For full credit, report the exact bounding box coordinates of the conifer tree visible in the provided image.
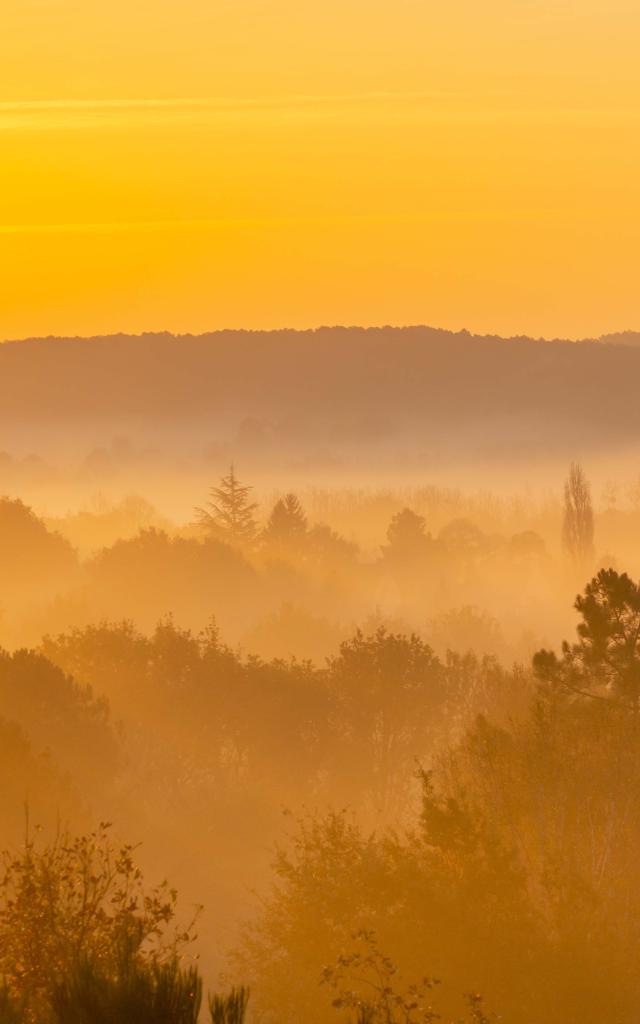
[263,493,308,546]
[195,466,258,546]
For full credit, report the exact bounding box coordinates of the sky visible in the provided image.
[2,0,640,340]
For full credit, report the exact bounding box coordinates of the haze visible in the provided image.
[4,3,640,1023]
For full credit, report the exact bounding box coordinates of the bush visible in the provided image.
[52,954,202,1024]
[209,987,250,1024]
[0,824,197,1022]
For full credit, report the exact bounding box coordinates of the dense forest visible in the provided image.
[3,328,640,465]
[1,447,640,1022]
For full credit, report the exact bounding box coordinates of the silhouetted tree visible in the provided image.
[562,462,594,565]
[0,648,117,793]
[508,530,546,561]
[263,494,308,547]
[534,567,640,706]
[306,523,358,567]
[0,498,77,594]
[0,824,196,1021]
[84,528,255,634]
[327,628,445,816]
[382,509,432,566]
[195,466,258,546]
[438,518,486,560]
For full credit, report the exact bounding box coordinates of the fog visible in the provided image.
[3,330,640,1023]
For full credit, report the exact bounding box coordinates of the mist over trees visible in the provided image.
[4,441,640,1022]
[562,462,594,566]
[5,330,640,475]
[195,466,258,547]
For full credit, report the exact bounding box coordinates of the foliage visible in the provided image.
[562,462,594,565]
[533,567,640,705]
[322,931,441,1024]
[0,647,117,791]
[382,509,432,566]
[233,585,640,1022]
[0,823,196,1022]
[208,986,250,1024]
[51,953,202,1024]
[0,498,77,592]
[231,810,392,1023]
[195,466,258,546]
[41,617,508,820]
[263,494,308,547]
[326,628,445,815]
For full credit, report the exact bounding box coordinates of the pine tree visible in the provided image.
[195,466,258,546]
[263,494,308,547]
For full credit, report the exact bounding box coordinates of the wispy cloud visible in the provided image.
[0,92,630,132]
[0,91,454,130]
[0,92,452,115]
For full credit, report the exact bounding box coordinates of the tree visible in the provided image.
[381,509,432,566]
[534,567,640,706]
[326,628,445,817]
[562,463,594,566]
[306,524,358,567]
[0,648,117,793]
[0,823,197,1022]
[262,494,308,548]
[230,810,391,1023]
[0,498,78,596]
[195,466,258,546]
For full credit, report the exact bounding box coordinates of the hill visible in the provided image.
[1,325,639,462]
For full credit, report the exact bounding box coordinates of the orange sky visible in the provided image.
[2,0,640,340]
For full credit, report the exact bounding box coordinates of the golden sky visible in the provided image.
[2,0,640,339]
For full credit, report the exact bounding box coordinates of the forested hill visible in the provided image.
[1,325,640,447]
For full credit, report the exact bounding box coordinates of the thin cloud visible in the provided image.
[0,91,462,131]
[0,92,455,114]
[0,92,632,132]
